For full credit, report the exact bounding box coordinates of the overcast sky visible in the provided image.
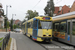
[0,0,75,21]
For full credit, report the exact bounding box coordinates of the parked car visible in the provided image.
[14,28,22,33]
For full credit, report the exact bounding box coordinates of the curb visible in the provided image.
[0,32,9,33]
[10,38,17,50]
[0,32,15,33]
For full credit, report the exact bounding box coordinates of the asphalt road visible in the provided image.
[10,33,46,50]
[0,32,8,37]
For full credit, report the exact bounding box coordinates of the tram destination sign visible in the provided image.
[43,17,50,20]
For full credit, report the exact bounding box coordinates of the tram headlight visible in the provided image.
[43,35,46,36]
[49,35,51,36]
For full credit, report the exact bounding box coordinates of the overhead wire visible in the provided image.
[32,0,41,9]
[55,0,62,4]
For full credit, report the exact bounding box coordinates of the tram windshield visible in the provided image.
[40,21,52,29]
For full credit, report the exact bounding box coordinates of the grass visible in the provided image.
[0,38,3,47]
[6,38,12,50]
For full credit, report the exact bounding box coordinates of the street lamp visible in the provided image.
[12,14,16,31]
[6,5,11,32]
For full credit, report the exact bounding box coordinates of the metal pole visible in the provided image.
[6,5,8,32]
[12,14,13,31]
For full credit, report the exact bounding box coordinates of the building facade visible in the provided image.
[0,3,4,28]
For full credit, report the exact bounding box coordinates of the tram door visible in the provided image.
[72,20,75,44]
[67,20,72,42]
[32,20,38,40]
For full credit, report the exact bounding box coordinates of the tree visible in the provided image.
[25,10,38,20]
[13,24,17,29]
[10,19,13,31]
[7,21,9,28]
[4,16,7,28]
[44,0,55,17]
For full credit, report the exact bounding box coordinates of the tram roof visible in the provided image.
[52,11,75,21]
[23,16,52,24]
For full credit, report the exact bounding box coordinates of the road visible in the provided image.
[10,32,46,50]
[0,32,8,37]
[0,32,75,50]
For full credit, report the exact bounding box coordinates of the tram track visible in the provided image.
[37,41,74,50]
[24,34,74,50]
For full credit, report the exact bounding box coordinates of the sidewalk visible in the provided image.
[10,38,17,50]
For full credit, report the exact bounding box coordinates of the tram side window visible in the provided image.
[33,20,37,29]
[53,23,55,31]
[38,21,42,29]
[30,22,33,28]
[60,22,66,32]
[72,22,75,35]
[68,22,70,35]
[55,23,60,31]
[28,22,33,28]
[22,24,24,30]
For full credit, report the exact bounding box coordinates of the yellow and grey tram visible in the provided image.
[22,16,53,42]
[52,11,75,46]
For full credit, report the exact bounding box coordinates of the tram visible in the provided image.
[52,11,75,46]
[22,16,53,42]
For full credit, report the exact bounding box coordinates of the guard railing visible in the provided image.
[0,32,10,50]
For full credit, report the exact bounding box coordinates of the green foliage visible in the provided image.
[4,16,9,28]
[0,38,3,47]
[25,10,39,20]
[13,24,20,29]
[7,21,9,28]
[10,19,13,31]
[44,0,55,17]
[4,17,7,28]
[13,24,17,29]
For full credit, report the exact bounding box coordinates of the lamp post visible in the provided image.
[6,5,11,32]
[12,14,16,31]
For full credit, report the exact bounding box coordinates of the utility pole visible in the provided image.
[6,5,8,32]
[6,5,11,32]
[12,14,16,31]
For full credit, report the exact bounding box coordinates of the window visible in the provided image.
[28,22,33,28]
[72,22,75,35]
[60,21,66,32]
[38,21,42,29]
[40,21,52,29]
[55,23,60,31]
[33,20,37,29]
[53,23,55,31]
[68,22,70,35]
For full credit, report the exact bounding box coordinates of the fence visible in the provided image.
[0,32,10,50]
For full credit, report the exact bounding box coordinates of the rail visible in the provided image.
[0,32,10,50]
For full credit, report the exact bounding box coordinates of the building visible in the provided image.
[53,7,60,16]
[53,5,70,16]
[15,19,21,25]
[70,1,75,12]
[57,5,70,15]
[0,16,4,28]
[0,3,4,28]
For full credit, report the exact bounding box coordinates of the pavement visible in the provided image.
[10,38,17,50]
[0,32,17,50]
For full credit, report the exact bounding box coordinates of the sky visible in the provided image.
[0,0,75,21]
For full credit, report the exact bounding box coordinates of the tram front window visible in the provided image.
[40,21,52,29]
